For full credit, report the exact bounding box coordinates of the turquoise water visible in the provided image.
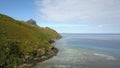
[36,34,120,68]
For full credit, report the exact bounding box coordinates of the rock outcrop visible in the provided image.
[19,47,58,68]
[26,19,37,25]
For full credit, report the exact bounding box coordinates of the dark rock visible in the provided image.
[26,19,37,25]
[19,47,58,68]
[49,40,55,44]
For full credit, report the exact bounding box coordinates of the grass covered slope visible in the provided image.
[0,14,61,68]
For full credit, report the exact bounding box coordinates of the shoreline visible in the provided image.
[19,47,58,68]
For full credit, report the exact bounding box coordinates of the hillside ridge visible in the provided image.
[0,14,61,68]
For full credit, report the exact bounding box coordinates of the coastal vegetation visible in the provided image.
[0,14,61,68]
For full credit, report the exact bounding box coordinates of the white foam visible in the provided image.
[94,53,116,60]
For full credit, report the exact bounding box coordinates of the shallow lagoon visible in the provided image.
[36,34,120,68]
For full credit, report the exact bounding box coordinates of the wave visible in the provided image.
[94,53,116,60]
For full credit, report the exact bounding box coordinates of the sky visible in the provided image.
[0,0,120,33]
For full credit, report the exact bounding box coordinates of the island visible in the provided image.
[0,14,62,68]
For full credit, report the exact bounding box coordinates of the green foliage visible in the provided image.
[0,14,61,67]
[0,41,23,68]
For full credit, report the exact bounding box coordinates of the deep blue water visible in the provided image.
[36,34,120,68]
[63,34,120,53]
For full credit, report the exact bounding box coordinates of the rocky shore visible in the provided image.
[19,47,58,68]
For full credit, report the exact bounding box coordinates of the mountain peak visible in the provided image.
[26,19,37,25]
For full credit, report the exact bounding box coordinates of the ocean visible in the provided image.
[36,33,120,68]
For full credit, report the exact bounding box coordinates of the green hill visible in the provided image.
[0,14,61,68]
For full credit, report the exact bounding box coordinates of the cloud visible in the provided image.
[36,0,120,23]
[35,0,120,33]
